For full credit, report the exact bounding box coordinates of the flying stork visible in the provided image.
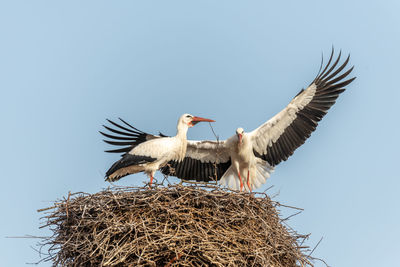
[102,49,355,191]
[100,114,215,185]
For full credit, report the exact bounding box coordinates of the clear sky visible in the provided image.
[1,1,399,266]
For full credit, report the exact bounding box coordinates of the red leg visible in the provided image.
[238,171,244,191]
[247,170,252,192]
[150,175,154,187]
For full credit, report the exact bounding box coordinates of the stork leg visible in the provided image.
[247,170,252,192]
[238,171,244,191]
[150,175,154,187]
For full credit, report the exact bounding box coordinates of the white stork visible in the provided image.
[102,49,355,192]
[162,49,355,191]
[100,114,215,185]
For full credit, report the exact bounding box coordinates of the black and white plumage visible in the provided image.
[102,49,355,191]
[101,114,215,184]
[163,49,356,191]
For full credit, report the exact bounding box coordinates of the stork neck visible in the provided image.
[238,134,249,147]
[176,123,189,140]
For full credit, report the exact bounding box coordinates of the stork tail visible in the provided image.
[105,154,156,181]
[219,160,274,191]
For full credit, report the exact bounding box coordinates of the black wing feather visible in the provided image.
[161,158,231,182]
[105,154,157,181]
[101,118,168,154]
[258,48,355,166]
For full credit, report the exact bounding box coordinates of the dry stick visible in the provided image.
[166,252,183,267]
[65,191,71,219]
[37,206,57,213]
[308,237,323,256]
[282,210,303,221]
[208,121,219,141]
[263,185,275,193]
[208,122,221,183]
[161,173,172,185]
[277,203,305,211]
[6,235,47,239]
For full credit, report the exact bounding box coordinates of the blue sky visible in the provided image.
[1,1,399,266]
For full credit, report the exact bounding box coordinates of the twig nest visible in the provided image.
[39,184,313,266]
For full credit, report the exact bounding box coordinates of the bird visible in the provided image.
[102,49,355,192]
[160,49,355,191]
[100,114,215,185]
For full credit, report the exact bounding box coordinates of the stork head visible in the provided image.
[179,113,215,128]
[236,127,245,145]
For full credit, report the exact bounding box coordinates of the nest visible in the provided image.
[38,184,313,266]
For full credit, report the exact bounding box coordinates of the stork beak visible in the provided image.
[238,133,243,144]
[190,116,215,126]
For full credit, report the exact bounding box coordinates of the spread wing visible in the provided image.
[249,49,356,166]
[100,118,167,154]
[161,140,231,182]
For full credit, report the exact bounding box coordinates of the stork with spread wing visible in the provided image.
[100,114,215,185]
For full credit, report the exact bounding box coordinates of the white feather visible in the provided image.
[219,160,274,191]
[249,83,317,155]
[219,166,240,190]
[130,137,179,159]
[186,140,230,163]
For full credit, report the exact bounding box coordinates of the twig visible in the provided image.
[282,210,303,221]
[208,122,219,141]
[308,237,323,256]
[65,191,71,219]
[208,122,222,183]
[277,203,305,211]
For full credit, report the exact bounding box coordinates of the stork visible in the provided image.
[100,114,215,185]
[160,49,356,191]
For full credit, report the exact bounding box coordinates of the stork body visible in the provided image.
[221,129,273,191]
[102,114,214,184]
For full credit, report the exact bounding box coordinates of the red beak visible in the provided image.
[189,116,215,127]
[192,116,215,123]
[238,133,243,144]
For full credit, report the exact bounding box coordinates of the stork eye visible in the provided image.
[186,115,192,118]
